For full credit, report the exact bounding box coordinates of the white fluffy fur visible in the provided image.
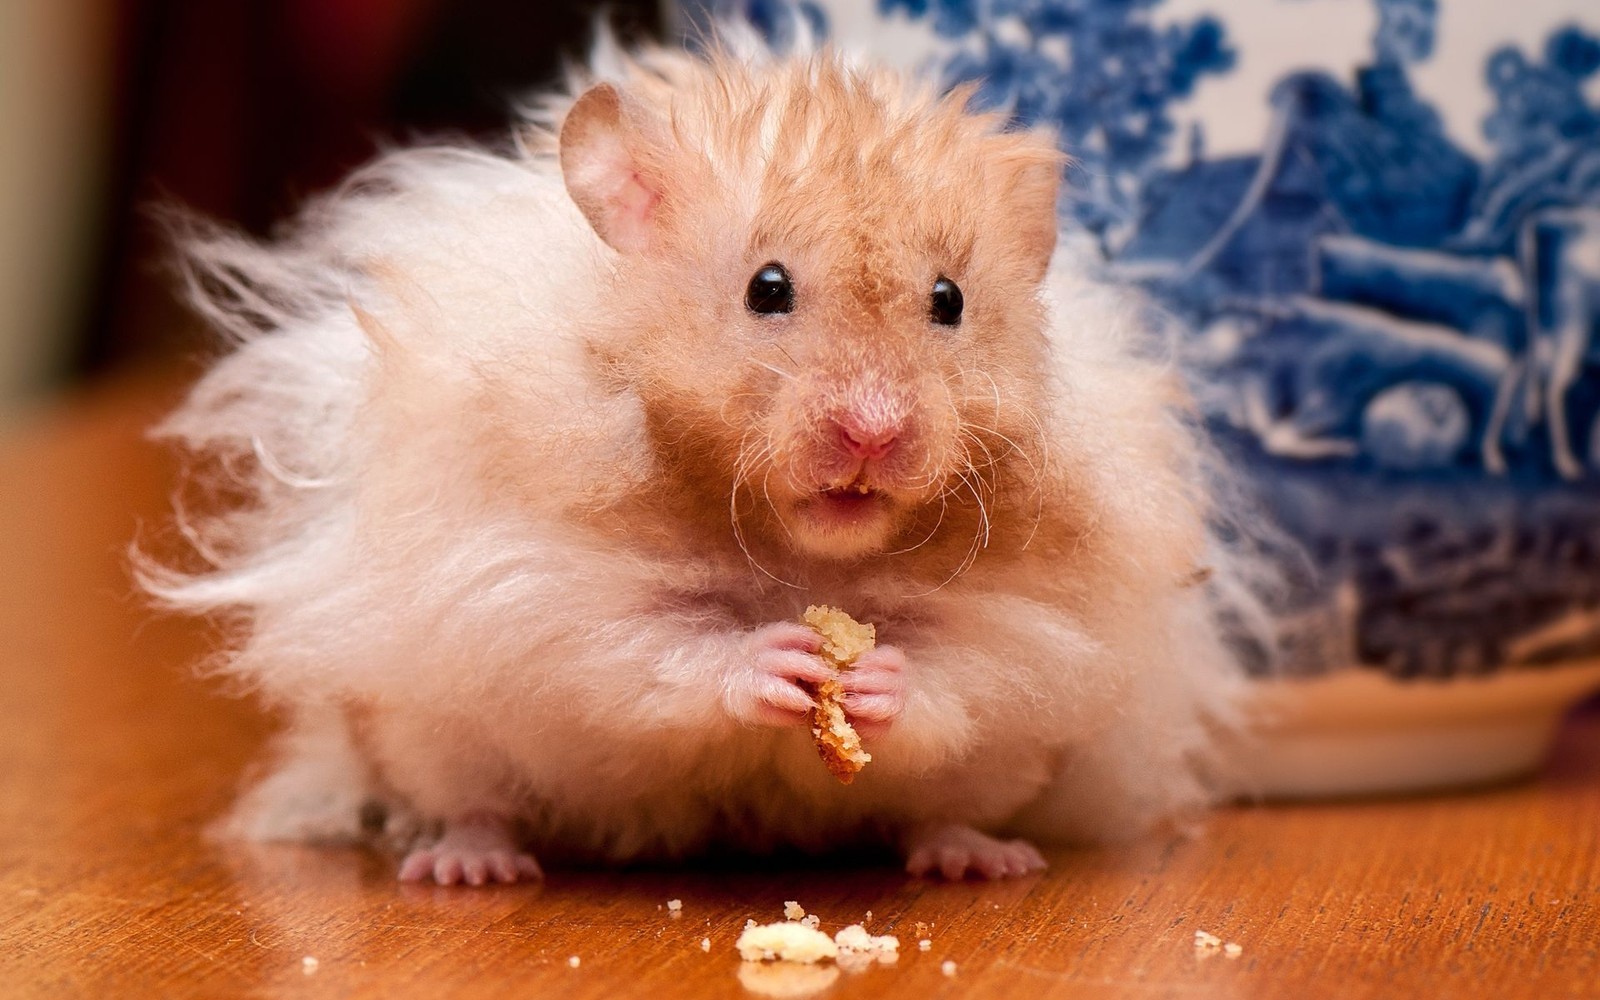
[142,30,1255,867]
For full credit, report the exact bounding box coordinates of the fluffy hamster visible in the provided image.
[142,26,1250,885]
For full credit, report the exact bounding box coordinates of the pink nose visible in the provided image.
[837,421,899,461]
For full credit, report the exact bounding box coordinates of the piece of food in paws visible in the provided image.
[801,605,875,784]
[803,604,876,667]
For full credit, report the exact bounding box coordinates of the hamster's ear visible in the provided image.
[560,83,669,254]
[997,145,1066,282]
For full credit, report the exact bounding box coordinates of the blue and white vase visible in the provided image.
[681,0,1600,795]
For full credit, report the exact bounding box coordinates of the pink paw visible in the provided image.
[398,813,542,886]
[834,645,907,740]
[725,622,833,728]
[904,824,1047,880]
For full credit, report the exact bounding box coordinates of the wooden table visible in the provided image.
[3,371,1598,999]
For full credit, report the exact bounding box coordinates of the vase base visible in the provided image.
[1242,661,1600,798]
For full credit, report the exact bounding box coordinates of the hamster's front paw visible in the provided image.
[725,622,834,728]
[834,645,907,740]
[904,824,1048,880]
[398,812,542,886]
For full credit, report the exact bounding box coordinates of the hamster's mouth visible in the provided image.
[784,480,899,559]
[822,482,876,503]
[816,477,889,513]
[807,480,887,521]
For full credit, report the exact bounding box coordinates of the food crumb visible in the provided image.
[833,923,899,966]
[941,960,958,977]
[701,938,712,952]
[913,921,931,937]
[667,899,684,917]
[301,956,318,975]
[745,919,758,931]
[863,910,872,925]
[1224,942,1243,958]
[918,939,932,952]
[801,606,876,783]
[736,922,839,964]
[800,914,821,930]
[568,956,581,968]
[783,901,805,920]
[1193,930,1223,952]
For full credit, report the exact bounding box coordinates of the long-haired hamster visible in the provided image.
[141,25,1252,885]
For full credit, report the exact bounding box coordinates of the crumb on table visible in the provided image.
[735,922,839,964]
[833,924,899,968]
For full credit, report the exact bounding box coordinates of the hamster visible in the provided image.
[140,25,1252,885]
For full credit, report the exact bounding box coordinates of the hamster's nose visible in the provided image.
[836,420,899,461]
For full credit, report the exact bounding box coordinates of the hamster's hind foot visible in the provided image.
[903,824,1047,880]
[398,812,542,886]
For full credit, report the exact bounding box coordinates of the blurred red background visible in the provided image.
[3,0,660,409]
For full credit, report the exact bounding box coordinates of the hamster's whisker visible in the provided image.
[906,468,988,597]
[718,391,765,428]
[966,409,1048,493]
[949,364,1005,429]
[901,465,944,491]
[959,427,1002,472]
[951,465,992,553]
[954,438,991,494]
[965,422,1028,467]
[958,468,992,561]
[883,488,948,557]
[964,420,1044,524]
[729,438,801,589]
[753,359,798,382]
[1018,415,1050,549]
[978,368,1003,426]
[758,462,797,545]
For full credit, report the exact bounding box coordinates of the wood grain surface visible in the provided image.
[2,372,1597,1000]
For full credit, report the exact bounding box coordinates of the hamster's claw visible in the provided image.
[904,824,1047,880]
[398,813,542,886]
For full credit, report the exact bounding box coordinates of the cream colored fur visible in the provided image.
[141,27,1253,867]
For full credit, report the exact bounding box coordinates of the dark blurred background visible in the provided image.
[0,0,663,415]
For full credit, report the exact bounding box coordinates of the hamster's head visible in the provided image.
[559,54,1063,563]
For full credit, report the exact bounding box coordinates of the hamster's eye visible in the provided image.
[746,263,794,315]
[931,276,963,326]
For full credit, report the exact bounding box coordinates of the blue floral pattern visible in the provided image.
[880,0,1237,252]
